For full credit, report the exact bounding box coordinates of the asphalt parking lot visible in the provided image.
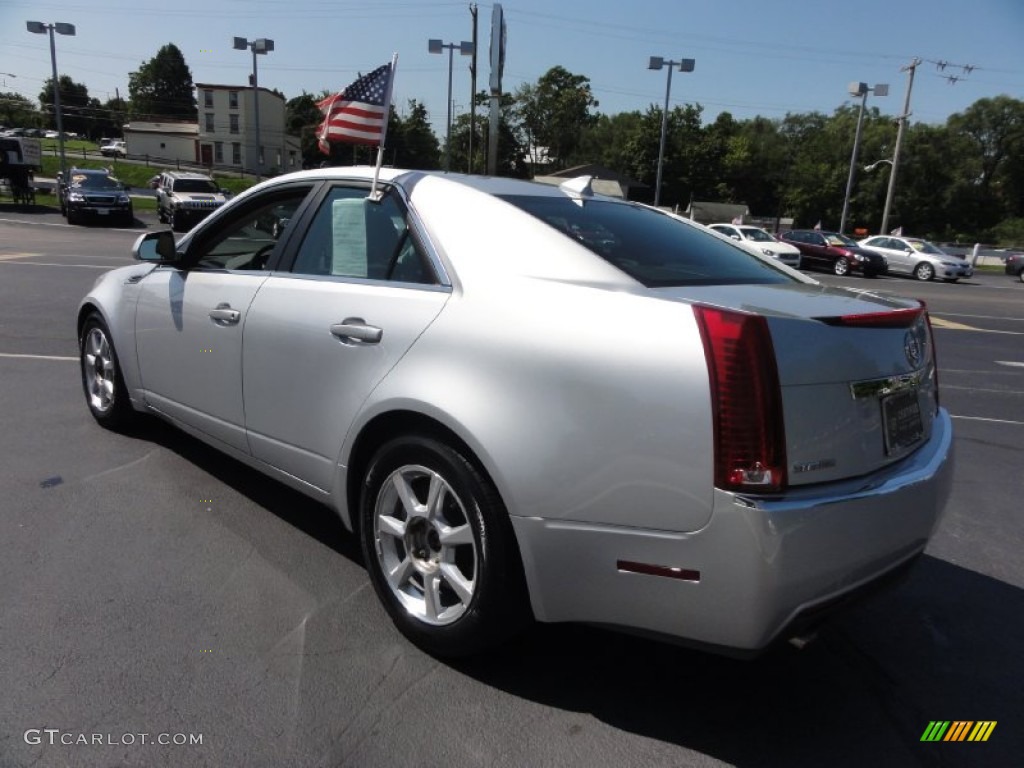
[1,207,1021,768]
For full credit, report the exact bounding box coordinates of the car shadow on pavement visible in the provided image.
[109,418,1022,767]
[118,416,362,566]
[453,556,1022,768]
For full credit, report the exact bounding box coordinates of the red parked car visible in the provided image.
[779,230,888,277]
[1005,252,1024,282]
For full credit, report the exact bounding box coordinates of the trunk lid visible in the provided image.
[659,283,939,487]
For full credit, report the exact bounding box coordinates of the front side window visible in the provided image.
[500,196,793,287]
[740,227,775,243]
[291,186,435,284]
[188,186,313,271]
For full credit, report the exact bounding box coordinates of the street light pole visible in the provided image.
[429,38,474,172]
[839,81,888,234]
[233,36,274,179]
[881,58,921,235]
[26,21,76,178]
[647,56,695,208]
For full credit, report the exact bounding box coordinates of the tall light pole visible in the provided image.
[429,38,474,172]
[233,36,274,179]
[26,21,75,178]
[647,56,694,208]
[839,81,888,234]
[881,58,921,235]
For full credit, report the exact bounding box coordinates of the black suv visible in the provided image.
[57,168,133,226]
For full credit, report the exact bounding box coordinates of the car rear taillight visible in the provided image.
[694,305,787,493]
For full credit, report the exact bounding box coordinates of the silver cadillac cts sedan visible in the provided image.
[78,167,954,658]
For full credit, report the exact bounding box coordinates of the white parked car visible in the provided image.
[708,223,802,268]
[78,168,953,658]
[858,235,973,282]
[99,140,127,158]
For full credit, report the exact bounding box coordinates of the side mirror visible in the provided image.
[132,230,177,263]
[730,234,741,240]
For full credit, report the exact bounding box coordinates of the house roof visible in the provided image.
[685,201,750,223]
[124,121,199,136]
[545,164,647,190]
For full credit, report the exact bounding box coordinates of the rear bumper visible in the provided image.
[511,407,954,652]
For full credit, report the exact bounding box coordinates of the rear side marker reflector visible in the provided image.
[617,560,701,582]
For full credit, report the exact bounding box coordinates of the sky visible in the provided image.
[1,0,1022,139]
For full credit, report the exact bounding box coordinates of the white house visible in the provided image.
[196,83,301,175]
[123,85,302,175]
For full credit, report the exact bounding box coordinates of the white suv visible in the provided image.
[155,171,229,231]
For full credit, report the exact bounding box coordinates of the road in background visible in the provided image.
[1,217,1021,767]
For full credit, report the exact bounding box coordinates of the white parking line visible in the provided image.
[951,415,1024,426]
[0,261,115,269]
[996,361,1024,368]
[0,352,77,361]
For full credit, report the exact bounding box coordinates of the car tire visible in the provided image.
[79,312,135,430]
[171,211,184,232]
[833,258,850,276]
[914,262,935,281]
[67,208,79,225]
[157,207,166,224]
[360,434,531,658]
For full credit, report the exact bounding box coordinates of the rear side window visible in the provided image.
[499,196,794,287]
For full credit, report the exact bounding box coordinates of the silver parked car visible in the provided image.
[78,167,954,658]
[858,235,974,282]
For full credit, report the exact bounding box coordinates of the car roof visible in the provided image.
[253,166,621,201]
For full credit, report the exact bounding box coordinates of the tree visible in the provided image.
[0,92,39,129]
[449,92,528,177]
[129,43,196,120]
[515,66,598,170]
[946,95,1024,233]
[39,76,91,134]
[390,100,441,170]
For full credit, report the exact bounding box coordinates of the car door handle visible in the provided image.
[330,318,383,344]
[209,305,241,325]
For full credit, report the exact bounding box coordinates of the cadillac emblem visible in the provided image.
[904,330,923,368]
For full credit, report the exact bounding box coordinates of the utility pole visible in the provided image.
[880,58,920,235]
[468,3,478,174]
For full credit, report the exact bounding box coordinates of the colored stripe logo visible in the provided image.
[921,721,997,742]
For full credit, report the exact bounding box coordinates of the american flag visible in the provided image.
[317,63,394,152]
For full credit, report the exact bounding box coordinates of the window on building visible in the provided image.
[204,113,215,133]
[203,90,213,108]
[215,142,223,163]
[232,142,241,165]
[229,91,239,109]
[229,114,239,134]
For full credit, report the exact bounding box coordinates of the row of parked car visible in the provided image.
[707,223,975,282]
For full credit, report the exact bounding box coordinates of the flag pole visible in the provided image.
[370,52,399,200]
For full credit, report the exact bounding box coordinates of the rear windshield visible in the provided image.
[499,195,794,287]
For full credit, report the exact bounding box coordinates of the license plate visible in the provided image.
[881,389,924,455]
[96,209,109,215]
